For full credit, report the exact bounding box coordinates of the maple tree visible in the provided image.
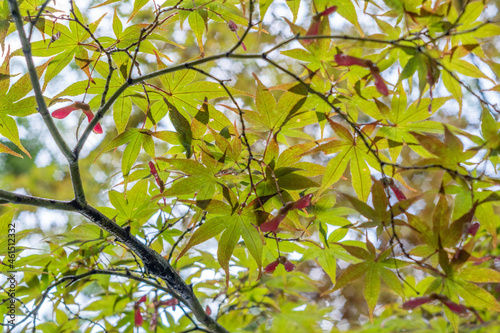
[1,0,500,331]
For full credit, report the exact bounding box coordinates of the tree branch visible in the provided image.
[8,0,87,205]
[0,189,76,211]
[10,268,187,331]
[76,204,228,333]
[7,2,228,332]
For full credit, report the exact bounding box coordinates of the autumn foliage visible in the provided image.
[1,0,500,332]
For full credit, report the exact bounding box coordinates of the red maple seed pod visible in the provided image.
[133,295,147,327]
[304,6,337,44]
[402,296,433,310]
[134,307,144,327]
[82,110,103,134]
[389,184,406,201]
[51,102,103,133]
[265,256,296,274]
[284,260,295,272]
[334,54,372,67]
[371,68,389,96]
[52,104,79,119]
[260,213,286,232]
[264,260,279,273]
[467,222,480,236]
[161,298,179,311]
[319,6,337,17]
[228,20,238,32]
[292,193,313,210]
[206,305,212,315]
[304,20,321,43]
[441,299,468,315]
[228,20,246,51]
[149,161,164,192]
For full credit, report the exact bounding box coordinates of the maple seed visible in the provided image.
[292,193,313,210]
[51,104,79,119]
[442,299,468,315]
[51,102,103,134]
[264,260,279,273]
[277,256,288,264]
[304,6,337,44]
[161,298,178,311]
[260,195,314,232]
[228,20,247,51]
[334,54,372,67]
[228,20,238,32]
[133,295,147,327]
[402,296,433,310]
[318,6,338,17]
[389,184,406,201]
[334,54,389,96]
[134,308,144,327]
[467,222,480,236]
[371,69,389,96]
[259,213,286,232]
[265,256,296,273]
[284,260,295,272]
[149,161,164,192]
[304,20,321,43]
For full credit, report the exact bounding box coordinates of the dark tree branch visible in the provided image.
[0,190,76,211]
[7,0,87,205]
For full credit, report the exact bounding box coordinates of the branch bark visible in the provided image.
[6,2,228,332]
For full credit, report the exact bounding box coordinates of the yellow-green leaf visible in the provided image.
[218,219,241,285]
[114,96,132,134]
[177,217,231,260]
[364,264,380,322]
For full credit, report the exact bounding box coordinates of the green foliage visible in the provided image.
[1,0,500,332]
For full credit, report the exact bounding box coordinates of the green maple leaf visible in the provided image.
[0,56,51,157]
